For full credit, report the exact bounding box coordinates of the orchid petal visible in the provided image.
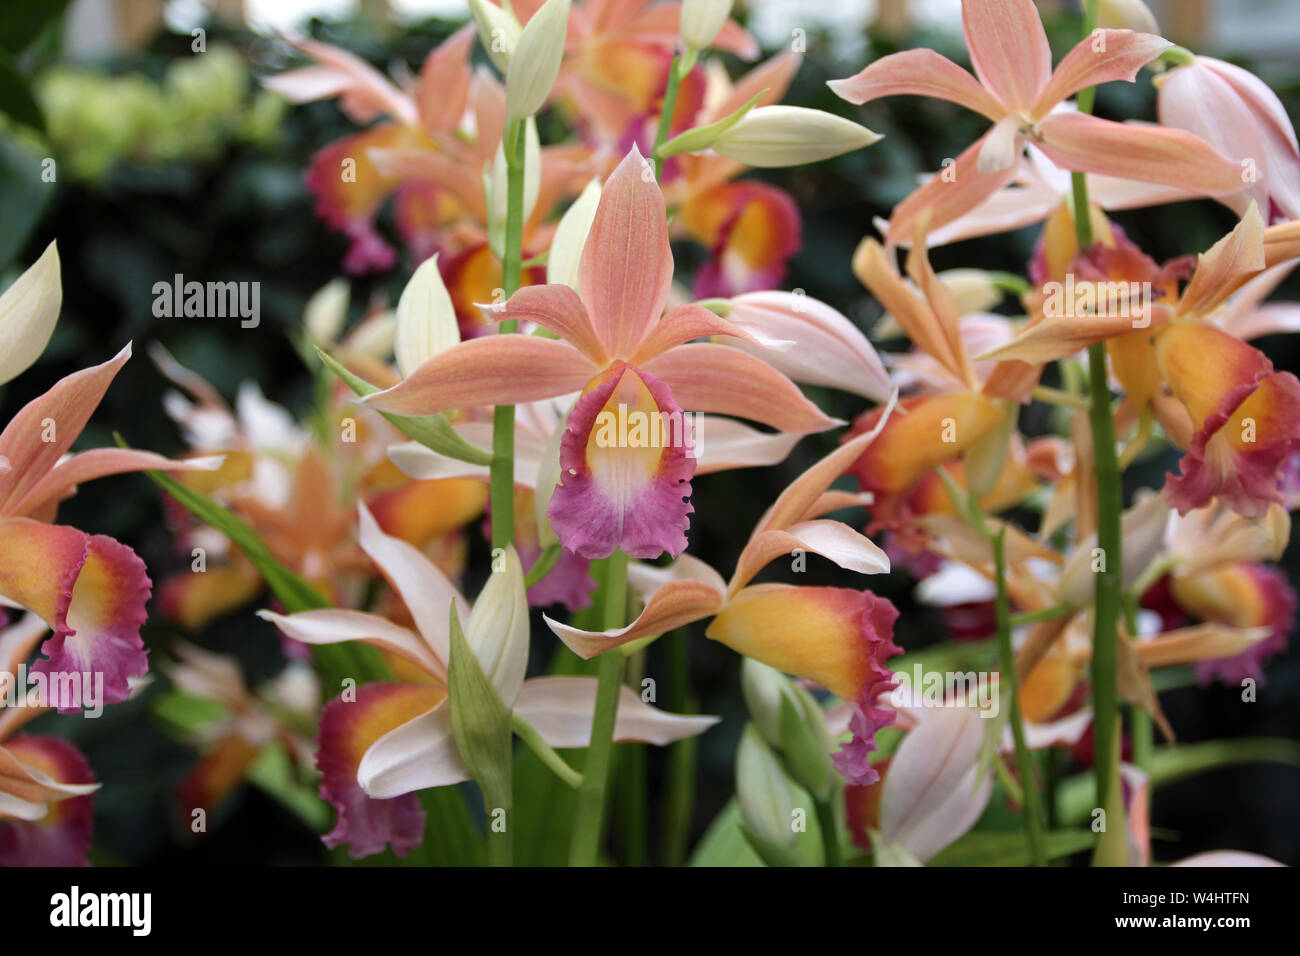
[0,242,60,388]
[258,608,444,679]
[1031,30,1171,119]
[360,334,595,416]
[962,0,1051,114]
[643,343,837,433]
[514,677,718,747]
[579,147,673,357]
[829,48,1006,122]
[1036,112,1244,196]
[631,303,788,365]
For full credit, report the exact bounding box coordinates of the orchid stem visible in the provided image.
[513,713,582,789]
[1073,0,1126,867]
[1009,602,1074,627]
[662,627,697,866]
[490,118,527,552]
[992,526,1047,866]
[569,550,629,865]
[653,56,687,180]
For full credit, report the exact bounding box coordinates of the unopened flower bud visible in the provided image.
[394,256,458,379]
[711,105,881,168]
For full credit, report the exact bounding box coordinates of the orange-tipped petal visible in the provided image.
[545,554,726,659]
[631,302,785,364]
[1178,203,1266,318]
[0,518,149,709]
[414,24,475,134]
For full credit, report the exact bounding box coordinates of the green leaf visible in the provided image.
[928,829,1095,866]
[0,133,54,269]
[0,52,43,133]
[447,605,514,812]
[120,439,388,687]
[314,346,493,466]
[1056,738,1300,825]
[246,741,332,832]
[656,90,766,160]
[0,0,70,53]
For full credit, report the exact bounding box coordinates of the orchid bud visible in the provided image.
[0,241,61,387]
[465,544,529,705]
[505,0,571,122]
[736,725,800,849]
[547,177,602,290]
[1095,0,1159,34]
[711,105,882,168]
[741,657,800,746]
[303,278,349,348]
[938,268,1003,316]
[679,0,733,52]
[394,256,459,379]
[468,0,521,74]
[486,117,542,260]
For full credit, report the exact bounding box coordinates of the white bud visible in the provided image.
[303,278,349,347]
[466,545,529,705]
[0,241,61,386]
[711,106,882,168]
[505,0,571,122]
[1095,0,1160,34]
[394,256,459,378]
[680,0,734,51]
[547,177,601,289]
[468,0,521,73]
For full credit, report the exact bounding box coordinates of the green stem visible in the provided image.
[1009,602,1075,628]
[568,550,629,865]
[662,628,697,866]
[513,713,582,789]
[813,795,843,867]
[490,118,527,552]
[617,651,648,868]
[1072,0,1125,866]
[652,56,687,180]
[992,527,1047,866]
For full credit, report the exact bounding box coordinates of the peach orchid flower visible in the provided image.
[829,0,1242,244]
[259,503,715,859]
[545,411,900,787]
[360,147,836,560]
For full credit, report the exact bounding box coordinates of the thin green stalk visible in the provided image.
[1072,0,1125,867]
[1009,602,1075,628]
[568,551,629,865]
[616,651,648,868]
[513,713,582,789]
[992,527,1047,866]
[662,627,697,866]
[490,118,527,551]
[652,56,687,180]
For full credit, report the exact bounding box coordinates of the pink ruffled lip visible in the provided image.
[831,594,901,787]
[1164,370,1300,517]
[315,683,434,860]
[549,364,697,560]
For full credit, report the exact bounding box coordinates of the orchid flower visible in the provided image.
[0,610,104,866]
[361,147,836,560]
[259,503,715,858]
[0,346,224,705]
[545,411,900,786]
[829,0,1242,244]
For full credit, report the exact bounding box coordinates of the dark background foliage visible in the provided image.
[2,4,1297,865]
